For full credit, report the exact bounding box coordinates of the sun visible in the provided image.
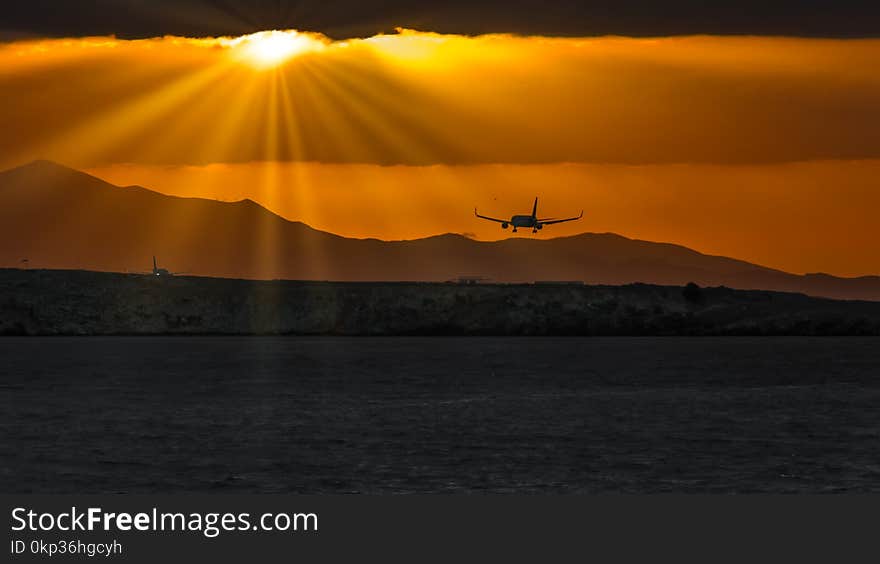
[232,31,326,69]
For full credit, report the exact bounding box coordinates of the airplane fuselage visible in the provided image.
[510,215,540,229]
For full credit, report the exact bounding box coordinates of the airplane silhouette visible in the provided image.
[152,256,170,277]
[147,256,186,277]
[475,197,583,233]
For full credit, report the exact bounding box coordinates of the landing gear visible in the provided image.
[512,228,518,232]
[532,228,538,233]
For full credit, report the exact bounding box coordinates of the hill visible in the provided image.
[1,160,878,300]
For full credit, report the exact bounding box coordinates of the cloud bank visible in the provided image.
[2,31,880,168]
[2,1,878,39]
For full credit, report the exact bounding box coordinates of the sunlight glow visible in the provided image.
[2,29,880,277]
[231,31,326,68]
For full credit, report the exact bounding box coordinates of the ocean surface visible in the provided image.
[1,337,879,493]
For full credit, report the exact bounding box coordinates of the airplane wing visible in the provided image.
[474,208,508,223]
[540,211,583,225]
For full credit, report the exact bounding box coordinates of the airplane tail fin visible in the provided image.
[532,197,538,218]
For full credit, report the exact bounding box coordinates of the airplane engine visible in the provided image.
[501,222,509,229]
[535,224,543,230]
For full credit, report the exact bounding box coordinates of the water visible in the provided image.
[1,337,879,493]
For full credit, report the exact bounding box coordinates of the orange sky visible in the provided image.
[2,30,879,276]
[85,160,880,277]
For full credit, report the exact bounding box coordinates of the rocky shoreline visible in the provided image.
[3,268,880,336]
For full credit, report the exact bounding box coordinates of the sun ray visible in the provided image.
[31,60,232,167]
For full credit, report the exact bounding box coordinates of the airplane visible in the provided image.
[152,256,170,277]
[474,197,583,233]
[149,256,184,277]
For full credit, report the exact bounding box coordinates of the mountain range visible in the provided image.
[2,160,878,301]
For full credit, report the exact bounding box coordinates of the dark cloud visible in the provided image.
[1,0,879,39]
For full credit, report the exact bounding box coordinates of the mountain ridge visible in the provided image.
[1,159,878,300]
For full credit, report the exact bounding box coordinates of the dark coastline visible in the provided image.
[3,268,880,336]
